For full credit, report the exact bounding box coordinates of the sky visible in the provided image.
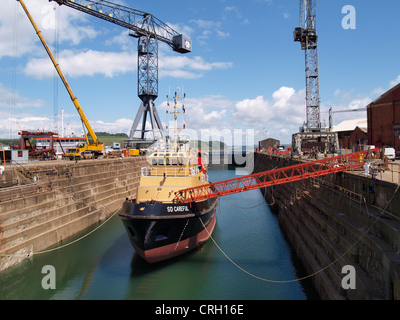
[1,0,400,145]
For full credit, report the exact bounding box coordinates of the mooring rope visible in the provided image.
[32,209,119,256]
[0,166,119,257]
[0,209,119,257]
[199,183,400,284]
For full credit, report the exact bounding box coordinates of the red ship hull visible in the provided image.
[119,198,219,263]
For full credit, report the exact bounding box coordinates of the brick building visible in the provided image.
[348,126,368,150]
[333,119,368,150]
[259,138,280,151]
[367,83,400,154]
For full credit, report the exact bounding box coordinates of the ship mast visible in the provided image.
[166,90,186,152]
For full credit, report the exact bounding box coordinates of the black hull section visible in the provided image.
[119,198,219,263]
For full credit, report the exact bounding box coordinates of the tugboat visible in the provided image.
[119,92,219,263]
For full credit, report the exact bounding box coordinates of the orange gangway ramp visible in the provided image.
[174,149,381,203]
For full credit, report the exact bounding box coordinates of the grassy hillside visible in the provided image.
[189,140,228,150]
[0,139,19,147]
[92,132,129,144]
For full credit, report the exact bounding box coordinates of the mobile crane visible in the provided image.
[17,0,105,160]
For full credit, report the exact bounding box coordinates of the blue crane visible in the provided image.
[50,0,192,145]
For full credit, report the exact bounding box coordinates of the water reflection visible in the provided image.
[0,170,314,300]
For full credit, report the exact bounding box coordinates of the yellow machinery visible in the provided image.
[18,0,105,160]
[129,149,140,156]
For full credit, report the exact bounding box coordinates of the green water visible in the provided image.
[0,169,315,300]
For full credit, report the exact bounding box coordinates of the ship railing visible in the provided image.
[141,165,200,177]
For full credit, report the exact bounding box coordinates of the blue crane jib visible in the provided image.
[49,0,191,54]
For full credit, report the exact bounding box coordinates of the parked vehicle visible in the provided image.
[384,147,396,161]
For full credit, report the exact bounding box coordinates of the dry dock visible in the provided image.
[254,152,400,300]
[0,157,147,272]
[2,153,400,300]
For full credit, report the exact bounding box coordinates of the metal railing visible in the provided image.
[378,162,400,184]
[141,165,200,177]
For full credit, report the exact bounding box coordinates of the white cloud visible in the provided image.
[234,96,269,124]
[233,87,305,127]
[0,114,135,138]
[370,87,385,97]
[158,88,307,143]
[272,86,295,107]
[159,52,233,79]
[0,115,53,138]
[328,96,371,126]
[215,30,230,39]
[158,88,307,144]
[390,75,400,88]
[166,22,194,39]
[0,83,44,109]
[104,30,136,51]
[24,49,136,78]
[91,118,133,134]
[22,45,232,80]
[158,95,233,132]
[223,6,248,24]
[190,19,221,30]
[0,1,37,58]
[0,0,99,59]
[321,88,372,127]
[348,97,371,110]
[189,18,231,47]
[232,87,306,142]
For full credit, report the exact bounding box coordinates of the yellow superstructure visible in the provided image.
[136,149,208,203]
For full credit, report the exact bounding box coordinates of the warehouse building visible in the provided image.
[333,118,368,151]
[366,83,400,156]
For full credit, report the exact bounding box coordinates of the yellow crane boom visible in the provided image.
[18,0,103,151]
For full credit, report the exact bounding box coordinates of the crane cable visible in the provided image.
[11,1,19,141]
[199,183,400,284]
[53,4,60,131]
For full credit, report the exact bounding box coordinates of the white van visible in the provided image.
[384,147,396,161]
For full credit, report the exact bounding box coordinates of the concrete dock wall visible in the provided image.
[0,157,147,272]
[253,152,400,300]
